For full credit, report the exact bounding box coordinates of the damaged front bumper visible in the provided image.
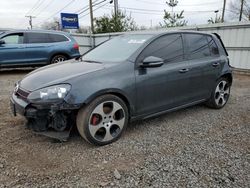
[10,93,80,141]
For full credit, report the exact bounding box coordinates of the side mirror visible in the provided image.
[140,56,164,68]
[0,40,5,45]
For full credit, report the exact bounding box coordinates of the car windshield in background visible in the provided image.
[83,34,153,62]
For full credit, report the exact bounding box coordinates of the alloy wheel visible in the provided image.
[214,80,230,106]
[52,56,66,63]
[88,101,125,142]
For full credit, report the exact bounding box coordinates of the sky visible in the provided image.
[0,0,235,29]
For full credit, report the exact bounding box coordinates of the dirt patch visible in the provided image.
[0,70,249,187]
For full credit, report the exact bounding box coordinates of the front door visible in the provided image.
[135,34,191,116]
[0,33,26,66]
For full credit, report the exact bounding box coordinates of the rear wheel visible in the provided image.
[206,77,231,109]
[50,54,67,64]
[76,94,128,145]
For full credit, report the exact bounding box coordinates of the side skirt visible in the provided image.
[130,99,207,122]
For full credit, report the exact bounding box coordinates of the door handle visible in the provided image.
[212,62,220,67]
[179,68,189,73]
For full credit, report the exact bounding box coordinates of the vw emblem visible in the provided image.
[14,83,19,94]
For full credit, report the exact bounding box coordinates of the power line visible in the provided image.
[49,0,76,18]
[25,0,42,15]
[34,0,56,17]
[26,0,45,16]
[79,1,110,19]
[135,0,221,7]
[105,5,218,14]
[75,0,99,14]
[78,0,103,15]
[38,0,76,24]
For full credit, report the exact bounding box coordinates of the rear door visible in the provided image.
[24,32,52,64]
[183,33,222,101]
[0,32,26,65]
[135,34,191,116]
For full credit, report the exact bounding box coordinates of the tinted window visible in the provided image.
[49,34,68,42]
[207,36,219,56]
[139,34,184,63]
[1,33,24,44]
[26,33,51,43]
[185,34,210,59]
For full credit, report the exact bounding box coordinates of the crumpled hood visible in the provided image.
[20,59,104,91]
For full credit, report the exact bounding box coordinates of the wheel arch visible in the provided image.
[220,73,233,85]
[83,89,134,116]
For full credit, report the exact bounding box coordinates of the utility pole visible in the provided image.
[89,0,94,33]
[25,15,36,29]
[239,0,244,21]
[214,10,219,23]
[55,21,61,31]
[114,0,118,17]
[222,0,226,22]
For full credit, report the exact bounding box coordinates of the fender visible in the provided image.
[83,88,135,115]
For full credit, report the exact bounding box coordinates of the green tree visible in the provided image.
[94,11,137,33]
[160,0,187,27]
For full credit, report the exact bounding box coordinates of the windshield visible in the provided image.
[83,34,153,62]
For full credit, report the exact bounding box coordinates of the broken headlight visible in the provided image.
[28,84,71,103]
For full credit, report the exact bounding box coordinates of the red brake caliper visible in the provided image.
[91,114,99,126]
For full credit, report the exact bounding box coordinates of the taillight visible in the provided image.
[73,43,79,50]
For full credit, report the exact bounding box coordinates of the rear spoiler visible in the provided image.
[213,33,228,56]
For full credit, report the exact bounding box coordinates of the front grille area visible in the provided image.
[16,87,30,101]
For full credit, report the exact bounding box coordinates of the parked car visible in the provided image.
[10,31,232,145]
[0,30,80,67]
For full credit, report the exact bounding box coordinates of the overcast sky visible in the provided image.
[0,0,233,29]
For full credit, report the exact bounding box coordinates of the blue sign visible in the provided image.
[61,13,79,29]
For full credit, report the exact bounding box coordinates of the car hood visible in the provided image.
[20,59,105,91]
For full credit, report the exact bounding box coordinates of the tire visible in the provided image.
[206,77,231,109]
[76,94,129,146]
[50,54,67,64]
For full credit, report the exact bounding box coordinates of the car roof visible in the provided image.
[125,30,213,37]
[2,29,70,36]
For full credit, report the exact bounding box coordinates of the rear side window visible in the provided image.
[26,33,51,43]
[207,36,219,56]
[1,33,24,44]
[139,34,184,63]
[49,34,69,42]
[185,34,210,59]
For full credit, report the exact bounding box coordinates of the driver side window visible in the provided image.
[138,34,184,64]
[1,33,24,44]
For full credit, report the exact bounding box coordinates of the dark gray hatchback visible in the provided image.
[10,31,232,145]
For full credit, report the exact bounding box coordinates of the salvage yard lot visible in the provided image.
[0,69,249,187]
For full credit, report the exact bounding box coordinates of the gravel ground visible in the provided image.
[0,69,249,187]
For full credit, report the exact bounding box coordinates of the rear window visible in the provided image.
[185,34,210,60]
[26,33,68,43]
[207,36,219,56]
[26,33,51,43]
[49,34,69,42]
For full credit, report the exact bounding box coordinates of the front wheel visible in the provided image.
[206,77,231,109]
[76,94,128,145]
